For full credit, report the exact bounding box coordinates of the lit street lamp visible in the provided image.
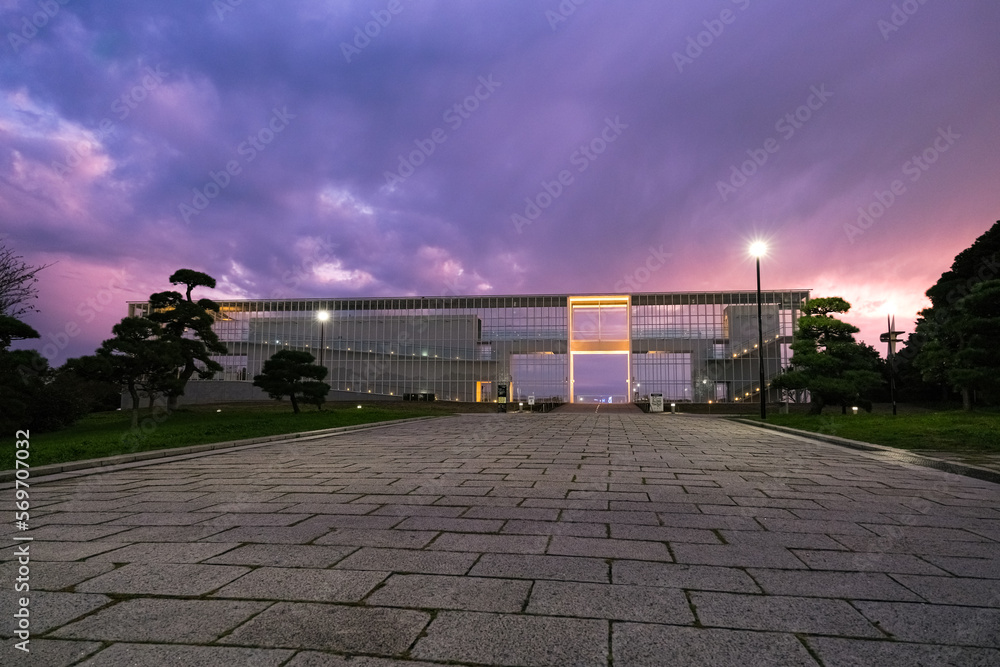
[749,242,767,420]
[317,310,329,368]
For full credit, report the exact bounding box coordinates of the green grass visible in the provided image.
[747,409,1000,453]
[8,400,493,470]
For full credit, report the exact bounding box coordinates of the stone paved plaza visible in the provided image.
[3,413,999,666]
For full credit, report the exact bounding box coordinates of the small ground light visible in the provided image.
[357,405,362,409]
[852,406,858,415]
[216,409,221,413]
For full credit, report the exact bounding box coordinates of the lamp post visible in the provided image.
[317,310,329,369]
[749,242,767,419]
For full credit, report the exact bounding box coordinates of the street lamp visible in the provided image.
[317,310,329,369]
[749,242,767,419]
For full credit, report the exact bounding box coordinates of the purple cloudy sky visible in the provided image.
[3,0,999,365]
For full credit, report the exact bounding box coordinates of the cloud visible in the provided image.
[0,0,998,364]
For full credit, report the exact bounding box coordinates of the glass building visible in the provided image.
[128,290,809,404]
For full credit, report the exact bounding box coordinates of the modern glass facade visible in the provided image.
[128,290,808,404]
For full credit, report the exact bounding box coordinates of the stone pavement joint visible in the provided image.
[2,413,999,665]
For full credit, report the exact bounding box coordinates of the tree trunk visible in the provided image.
[290,393,300,414]
[962,387,972,411]
[168,360,197,411]
[128,382,140,429]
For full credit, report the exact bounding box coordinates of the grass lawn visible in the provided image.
[8,400,494,470]
[747,408,1000,453]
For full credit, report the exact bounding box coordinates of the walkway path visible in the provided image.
[2,414,998,665]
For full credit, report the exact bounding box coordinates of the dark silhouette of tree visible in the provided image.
[915,221,1000,410]
[88,317,186,428]
[148,269,227,409]
[0,243,51,318]
[771,297,883,414]
[253,350,330,413]
[0,315,41,435]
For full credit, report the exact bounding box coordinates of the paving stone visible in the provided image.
[52,598,268,642]
[520,498,609,510]
[12,411,1000,661]
[31,511,131,526]
[792,549,948,575]
[204,543,356,567]
[854,600,1000,647]
[560,509,660,524]
[611,523,721,544]
[673,543,806,568]
[366,573,531,612]
[690,591,881,636]
[890,574,1000,606]
[7,639,103,666]
[658,513,764,531]
[76,643,294,666]
[500,519,606,537]
[748,568,923,601]
[462,506,560,521]
[313,528,438,548]
[220,602,430,653]
[333,547,478,574]
[279,503,383,515]
[193,512,314,526]
[832,534,999,558]
[392,516,504,533]
[4,541,128,562]
[200,524,333,544]
[107,511,223,525]
[86,541,240,563]
[284,654,454,667]
[0,560,113,591]
[76,562,250,596]
[720,530,846,549]
[0,591,110,636]
[428,532,548,554]
[807,636,1000,667]
[613,560,761,592]
[469,553,609,582]
[412,611,607,665]
[547,535,672,561]
[613,623,818,666]
[372,504,466,518]
[526,580,693,623]
[213,567,387,601]
[103,525,230,541]
[13,525,132,541]
[921,556,1000,578]
[298,514,405,530]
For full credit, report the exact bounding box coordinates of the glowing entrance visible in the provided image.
[567,295,631,403]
